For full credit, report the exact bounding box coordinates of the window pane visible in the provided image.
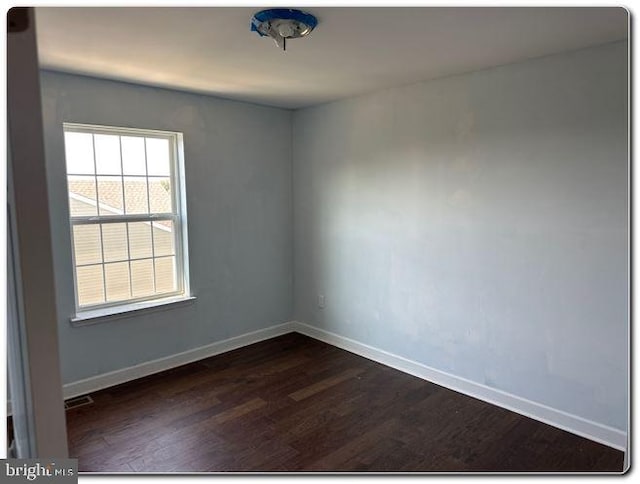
[64,132,95,175]
[123,177,149,214]
[146,137,171,176]
[97,176,124,215]
[76,265,104,306]
[73,225,102,265]
[68,176,97,216]
[155,256,176,293]
[102,223,128,263]
[153,221,174,257]
[64,125,186,310]
[121,136,147,175]
[149,177,172,213]
[128,222,153,259]
[131,259,155,298]
[105,262,130,302]
[94,134,122,175]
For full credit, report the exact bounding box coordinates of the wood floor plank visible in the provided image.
[203,397,267,426]
[304,418,400,471]
[63,332,624,473]
[287,367,366,401]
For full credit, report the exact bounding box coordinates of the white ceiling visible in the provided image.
[35,7,628,109]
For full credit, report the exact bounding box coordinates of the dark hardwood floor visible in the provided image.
[65,332,624,473]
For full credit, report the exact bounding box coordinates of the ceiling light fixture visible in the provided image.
[251,8,318,51]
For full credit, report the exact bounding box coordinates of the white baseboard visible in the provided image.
[60,318,626,454]
[291,321,627,453]
[63,321,297,400]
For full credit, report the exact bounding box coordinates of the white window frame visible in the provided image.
[63,123,191,321]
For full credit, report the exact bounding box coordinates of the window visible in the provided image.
[63,123,190,316]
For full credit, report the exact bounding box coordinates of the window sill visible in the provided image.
[70,295,196,326]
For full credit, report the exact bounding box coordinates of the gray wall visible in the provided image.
[292,41,628,431]
[40,71,292,384]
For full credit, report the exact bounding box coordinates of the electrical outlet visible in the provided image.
[317,294,325,309]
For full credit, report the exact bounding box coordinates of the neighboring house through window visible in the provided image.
[63,123,190,318]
